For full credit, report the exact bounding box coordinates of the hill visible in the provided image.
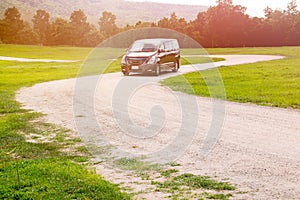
[0,0,207,26]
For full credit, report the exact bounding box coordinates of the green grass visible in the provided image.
[205,193,233,200]
[160,169,179,177]
[152,173,235,199]
[113,157,160,180]
[0,159,130,199]
[0,44,91,60]
[181,57,225,65]
[0,45,131,199]
[152,173,235,191]
[162,47,300,109]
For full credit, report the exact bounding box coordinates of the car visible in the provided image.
[121,38,180,76]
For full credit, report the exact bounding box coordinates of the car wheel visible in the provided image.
[154,65,160,76]
[172,61,179,72]
[123,70,129,76]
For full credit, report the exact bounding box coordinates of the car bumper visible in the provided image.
[122,64,157,73]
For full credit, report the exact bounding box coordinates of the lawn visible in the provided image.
[162,47,300,109]
[0,45,131,199]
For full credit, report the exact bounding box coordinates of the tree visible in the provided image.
[1,7,24,43]
[69,9,91,46]
[98,11,119,38]
[18,22,38,45]
[187,12,207,46]
[134,21,153,28]
[32,9,50,45]
[83,25,103,46]
[286,0,300,45]
[205,0,249,47]
[48,18,71,46]
[263,1,300,46]
[157,12,187,33]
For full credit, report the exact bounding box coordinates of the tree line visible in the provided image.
[0,0,299,47]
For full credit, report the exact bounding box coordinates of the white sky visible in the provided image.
[126,0,300,17]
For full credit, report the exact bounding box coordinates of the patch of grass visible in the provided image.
[205,193,233,200]
[162,47,300,109]
[0,44,132,199]
[168,162,181,167]
[113,157,160,172]
[113,157,161,181]
[0,112,130,199]
[0,159,130,199]
[151,173,235,199]
[181,57,225,65]
[0,44,91,60]
[152,173,235,191]
[160,169,179,177]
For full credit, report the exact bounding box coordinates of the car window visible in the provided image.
[130,42,157,52]
[158,43,165,51]
[164,41,172,52]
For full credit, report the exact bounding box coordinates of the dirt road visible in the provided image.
[16,55,300,199]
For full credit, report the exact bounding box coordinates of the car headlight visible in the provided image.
[147,56,157,64]
[121,56,126,65]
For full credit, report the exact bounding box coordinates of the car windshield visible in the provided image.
[130,42,158,52]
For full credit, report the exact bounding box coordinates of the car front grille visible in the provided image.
[127,57,147,65]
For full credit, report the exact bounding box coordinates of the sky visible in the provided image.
[126,0,300,17]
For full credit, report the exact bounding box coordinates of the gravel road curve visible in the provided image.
[16,55,300,199]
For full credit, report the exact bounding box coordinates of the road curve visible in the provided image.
[16,55,300,199]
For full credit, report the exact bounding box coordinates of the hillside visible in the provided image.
[0,0,207,26]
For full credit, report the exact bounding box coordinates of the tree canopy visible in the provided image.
[0,1,299,47]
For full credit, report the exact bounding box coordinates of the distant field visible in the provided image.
[163,47,300,109]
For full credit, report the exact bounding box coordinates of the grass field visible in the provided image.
[0,45,131,199]
[163,47,300,109]
[1,44,299,199]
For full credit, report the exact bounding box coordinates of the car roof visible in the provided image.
[134,38,177,45]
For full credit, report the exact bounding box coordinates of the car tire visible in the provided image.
[123,71,129,76]
[172,61,179,72]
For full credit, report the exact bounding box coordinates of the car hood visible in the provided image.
[126,52,156,58]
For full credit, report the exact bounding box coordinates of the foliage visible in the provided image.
[0,7,24,44]
[1,1,300,47]
[98,11,119,38]
[32,9,50,44]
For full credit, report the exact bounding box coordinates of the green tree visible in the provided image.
[0,7,24,43]
[286,0,300,45]
[18,22,38,45]
[32,9,50,45]
[98,11,119,38]
[69,9,91,46]
[48,18,71,46]
[187,12,207,46]
[157,12,187,33]
[83,25,103,46]
[205,0,249,47]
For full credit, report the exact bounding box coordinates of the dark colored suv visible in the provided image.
[121,38,180,76]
